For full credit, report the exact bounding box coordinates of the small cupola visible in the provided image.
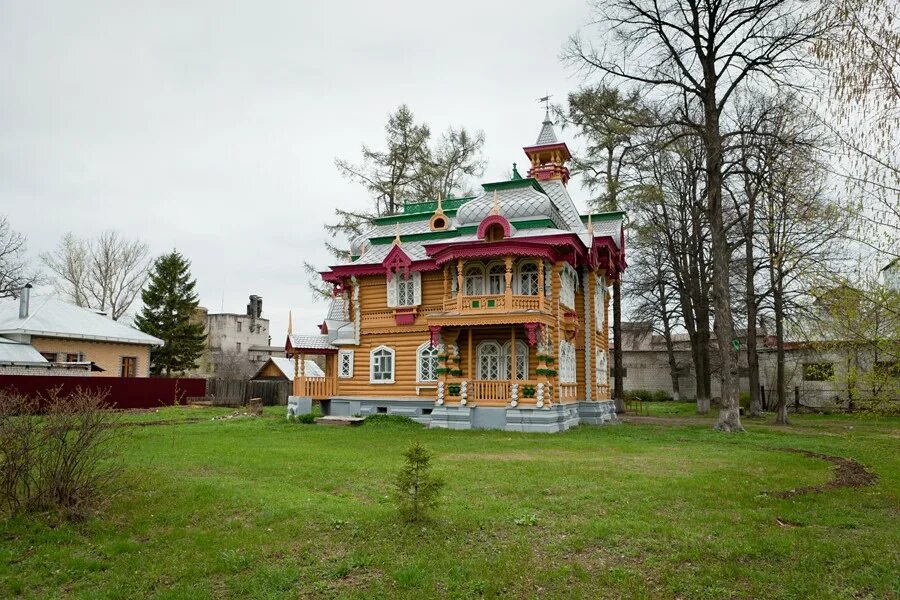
[429,194,449,231]
[522,110,572,185]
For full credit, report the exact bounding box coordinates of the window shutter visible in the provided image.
[386,277,398,307]
[412,272,422,306]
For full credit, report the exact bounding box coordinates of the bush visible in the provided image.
[739,392,751,409]
[294,408,322,424]
[0,387,121,520]
[624,389,673,403]
[364,414,420,427]
[394,441,443,523]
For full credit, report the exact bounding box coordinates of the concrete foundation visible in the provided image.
[289,396,618,432]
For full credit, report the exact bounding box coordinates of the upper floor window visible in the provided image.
[464,265,485,295]
[370,345,395,383]
[338,350,354,378]
[417,342,439,382]
[559,340,576,383]
[237,321,242,332]
[487,263,506,295]
[560,264,577,309]
[594,276,606,331]
[518,262,538,296]
[386,272,421,307]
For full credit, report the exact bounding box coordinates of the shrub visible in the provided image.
[394,441,443,523]
[0,387,121,521]
[624,389,673,403]
[294,408,322,424]
[364,414,420,427]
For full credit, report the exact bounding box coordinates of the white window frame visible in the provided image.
[464,264,485,295]
[487,262,506,295]
[386,272,421,307]
[416,342,439,382]
[517,261,538,296]
[476,340,502,380]
[595,275,606,332]
[559,340,576,383]
[560,264,577,309]
[501,340,529,380]
[338,350,354,379]
[596,349,608,386]
[369,345,395,384]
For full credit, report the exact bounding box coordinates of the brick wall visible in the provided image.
[29,337,153,377]
[0,365,91,376]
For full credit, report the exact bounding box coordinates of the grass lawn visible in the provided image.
[1,404,897,599]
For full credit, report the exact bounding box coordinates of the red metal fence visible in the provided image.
[0,376,207,410]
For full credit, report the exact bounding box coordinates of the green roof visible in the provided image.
[401,196,470,214]
[481,178,544,193]
[580,211,626,223]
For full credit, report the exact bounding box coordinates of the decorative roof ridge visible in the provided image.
[481,178,545,193]
[579,210,626,222]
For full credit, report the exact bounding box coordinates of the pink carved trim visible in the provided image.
[425,241,559,266]
[524,322,541,346]
[476,214,512,240]
[429,325,442,347]
[382,244,412,281]
[318,321,328,334]
[394,308,416,326]
[522,142,572,160]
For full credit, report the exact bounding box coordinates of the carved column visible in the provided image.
[292,352,300,396]
[537,260,545,311]
[299,352,306,398]
[443,265,449,303]
[456,259,465,311]
[504,256,513,308]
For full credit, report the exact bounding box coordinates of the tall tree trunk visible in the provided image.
[657,280,681,401]
[773,276,787,424]
[613,279,625,412]
[744,202,762,417]
[706,103,743,432]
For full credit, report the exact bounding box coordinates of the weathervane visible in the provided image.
[537,94,553,112]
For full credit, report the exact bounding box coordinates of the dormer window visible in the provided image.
[485,223,505,241]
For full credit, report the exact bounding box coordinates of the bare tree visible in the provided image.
[42,230,150,320]
[568,0,826,431]
[0,216,38,298]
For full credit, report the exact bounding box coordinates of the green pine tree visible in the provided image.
[134,251,206,377]
[394,441,444,523]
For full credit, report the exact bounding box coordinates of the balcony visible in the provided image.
[441,294,542,313]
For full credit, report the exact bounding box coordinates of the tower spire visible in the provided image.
[393,223,402,245]
[490,191,500,215]
[287,310,293,335]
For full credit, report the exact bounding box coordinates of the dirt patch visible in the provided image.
[775,449,877,498]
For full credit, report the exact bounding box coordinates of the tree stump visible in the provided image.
[248,397,263,416]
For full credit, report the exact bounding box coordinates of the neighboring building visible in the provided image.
[287,115,627,432]
[881,257,899,290]
[252,357,324,381]
[615,321,898,410]
[196,294,272,377]
[0,286,163,377]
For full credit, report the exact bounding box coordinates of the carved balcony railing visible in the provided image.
[293,376,335,399]
[441,294,546,313]
[558,383,578,402]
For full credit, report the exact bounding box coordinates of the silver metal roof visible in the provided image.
[0,295,163,346]
[0,338,49,363]
[255,356,323,380]
[456,185,567,229]
[535,113,559,145]
[351,240,430,265]
[288,333,336,351]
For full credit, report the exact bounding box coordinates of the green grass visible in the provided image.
[1,406,897,599]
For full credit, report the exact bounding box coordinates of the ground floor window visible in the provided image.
[370,345,395,384]
[559,341,576,383]
[477,340,529,380]
[338,350,354,378]
[417,342,439,382]
[121,356,137,378]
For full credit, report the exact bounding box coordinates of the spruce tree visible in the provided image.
[135,251,206,377]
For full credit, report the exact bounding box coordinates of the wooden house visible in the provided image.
[287,115,626,431]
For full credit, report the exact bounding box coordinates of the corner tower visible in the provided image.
[522,111,572,185]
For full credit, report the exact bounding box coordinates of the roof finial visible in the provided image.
[393,223,402,245]
[587,212,594,235]
[287,310,293,335]
[490,191,500,216]
[511,162,522,180]
[436,192,443,212]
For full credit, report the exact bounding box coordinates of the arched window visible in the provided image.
[560,264,577,308]
[559,340,576,383]
[464,264,485,295]
[596,349,608,386]
[487,263,506,295]
[476,341,502,380]
[417,342,439,382]
[485,223,505,241]
[501,340,529,380]
[369,345,395,384]
[518,262,538,296]
[594,276,606,332]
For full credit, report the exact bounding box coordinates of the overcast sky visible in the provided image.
[1,0,601,342]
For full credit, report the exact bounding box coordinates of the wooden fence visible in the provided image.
[207,378,292,406]
[0,375,206,409]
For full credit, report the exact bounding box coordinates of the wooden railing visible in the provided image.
[471,379,511,403]
[294,377,335,399]
[558,383,578,402]
[442,294,546,313]
[596,384,610,400]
